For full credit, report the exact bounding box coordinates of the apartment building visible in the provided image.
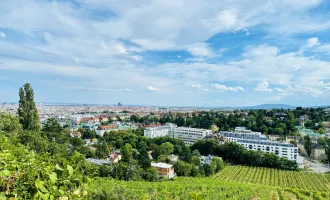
[219,127,303,167]
[173,127,212,145]
[144,123,177,138]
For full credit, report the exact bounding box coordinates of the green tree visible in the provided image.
[304,120,314,129]
[192,149,201,157]
[121,143,133,163]
[141,167,158,181]
[0,113,21,134]
[304,135,312,157]
[159,142,174,155]
[95,142,110,159]
[276,123,287,133]
[261,125,268,134]
[43,118,63,133]
[138,148,151,168]
[18,83,40,131]
[191,156,200,166]
[211,157,225,173]
[176,116,185,127]
[174,160,192,176]
[324,138,330,165]
[272,128,284,135]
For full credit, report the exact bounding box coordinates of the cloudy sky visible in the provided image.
[1,0,330,107]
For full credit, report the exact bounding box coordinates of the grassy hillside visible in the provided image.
[87,166,330,200]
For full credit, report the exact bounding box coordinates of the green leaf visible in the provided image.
[35,180,48,193]
[35,180,44,189]
[55,164,64,171]
[0,192,6,200]
[67,165,73,176]
[43,193,50,200]
[58,189,65,195]
[0,169,11,177]
[48,172,57,183]
[73,189,80,196]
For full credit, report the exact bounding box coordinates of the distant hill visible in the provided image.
[219,104,297,110]
[243,104,297,109]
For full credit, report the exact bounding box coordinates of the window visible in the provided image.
[266,147,270,151]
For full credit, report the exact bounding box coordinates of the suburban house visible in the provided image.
[200,155,220,165]
[151,162,176,179]
[108,153,122,163]
[96,124,118,136]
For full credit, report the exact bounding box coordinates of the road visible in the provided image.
[306,160,329,173]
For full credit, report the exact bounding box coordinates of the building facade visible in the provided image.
[174,127,212,145]
[144,123,177,138]
[144,126,171,138]
[151,162,176,179]
[219,128,303,167]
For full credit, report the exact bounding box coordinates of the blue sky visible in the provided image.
[1,0,330,107]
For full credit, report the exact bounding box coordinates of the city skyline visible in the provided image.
[1,0,330,107]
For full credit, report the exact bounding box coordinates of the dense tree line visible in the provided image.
[131,108,329,136]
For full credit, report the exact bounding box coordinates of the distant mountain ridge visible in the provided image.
[241,104,297,109]
[219,104,330,110]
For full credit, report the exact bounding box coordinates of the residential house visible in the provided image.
[96,124,118,136]
[108,153,122,163]
[151,162,176,179]
[200,155,220,165]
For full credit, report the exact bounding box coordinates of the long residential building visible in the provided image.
[219,127,303,167]
[144,123,177,138]
[173,127,212,145]
[144,124,211,145]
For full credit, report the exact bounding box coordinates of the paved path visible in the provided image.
[306,160,329,173]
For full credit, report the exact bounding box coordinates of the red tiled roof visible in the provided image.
[97,125,117,130]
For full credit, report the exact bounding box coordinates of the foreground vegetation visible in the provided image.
[88,176,330,200]
[215,166,330,192]
[88,166,330,199]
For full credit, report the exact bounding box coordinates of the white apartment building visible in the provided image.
[238,139,299,161]
[219,128,304,167]
[174,127,212,145]
[220,130,268,143]
[144,126,171,138]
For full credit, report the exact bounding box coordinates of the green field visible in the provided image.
[214,166,330,192]
[87,166,330,200]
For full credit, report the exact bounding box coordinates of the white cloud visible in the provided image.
[307,37,320,47]
[147,86,159,91]
[298,37,321,54]
[243,44,279,57]
[0,32,6,38]
[186,43,214,57]
[255,82,273,92]
[1,0,330,105]
[211,83,244,92]
[191,84,208,91]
